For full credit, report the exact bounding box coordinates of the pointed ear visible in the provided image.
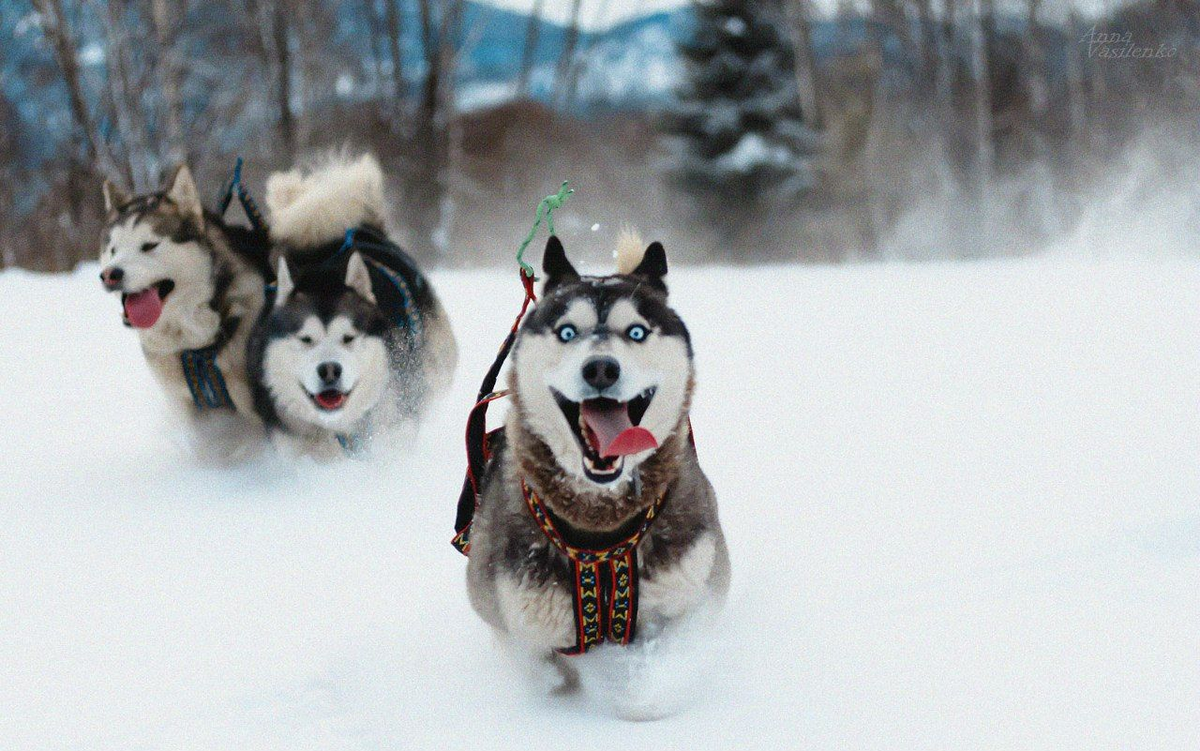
[164,164,204,225]
[274,257,294,307]
[542,235,578,294]
[631,241,668,292]
[344,252,376,304]
[102,179,130,216]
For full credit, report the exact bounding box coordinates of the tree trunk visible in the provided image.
[968,0,993,211]
[31,0,99,168]
[556,0,583,109]
[517,0,544,96]
[272,0,296,159]
[383,0,405,105]
[787,0,824,130]
[150,0,186,164]
[102,0,154,189]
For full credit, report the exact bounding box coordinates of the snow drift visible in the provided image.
[0,259,1197,749]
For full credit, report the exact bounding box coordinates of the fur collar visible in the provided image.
[509,404,692,533]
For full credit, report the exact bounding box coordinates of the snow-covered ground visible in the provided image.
[1,259,1197,750]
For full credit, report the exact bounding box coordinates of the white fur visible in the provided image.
[260,314,390,435]
[274,258,294,305]
[165,165,204,225]
[614,228,645,275]
[495,573,577,651]
[266,153,386,247]
[513,297,692,487]
[102,216,220,354]
[638,533,718,620]
[344,252,376,304]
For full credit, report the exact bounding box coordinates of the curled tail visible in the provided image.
[265,153,386,247]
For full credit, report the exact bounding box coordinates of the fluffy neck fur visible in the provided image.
[139,227,250,355]
[508,377,694,533]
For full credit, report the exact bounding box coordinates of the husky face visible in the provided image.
[515,237,692,486]
[98,166,221,352]
[260,253,390,433]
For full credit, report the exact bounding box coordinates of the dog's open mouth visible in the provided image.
[554,387,658,482]
[309,388,349,411]
[121,280,175,329]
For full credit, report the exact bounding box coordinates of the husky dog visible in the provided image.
[247,154,456,456]
[465,235,730,717]
[98,165,271,455]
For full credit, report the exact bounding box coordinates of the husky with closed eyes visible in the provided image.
[247,153,456,457]
[98,165,271,458]
[464,234,730,718]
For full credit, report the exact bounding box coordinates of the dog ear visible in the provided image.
[274,257,294,307]
[344,252,377,304]
[164,164,204,226]
[102,179,129,216]
[542,235,578,293]
[631,241,668,292]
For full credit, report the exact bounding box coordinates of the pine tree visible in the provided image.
[666,0,819,214]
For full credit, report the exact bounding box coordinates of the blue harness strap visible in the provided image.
[334,228,423,339]
[217,157,267,233]
[180,345,235,410]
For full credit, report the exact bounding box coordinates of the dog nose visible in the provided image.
[100,266,124,289]
[317,361,342,385]
[581,356,621,391]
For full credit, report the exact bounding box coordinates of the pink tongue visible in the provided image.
[123,288,164,329]
[581,401,659,458]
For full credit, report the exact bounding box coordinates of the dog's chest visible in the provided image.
[498,530,718,649]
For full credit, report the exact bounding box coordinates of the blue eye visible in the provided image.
[626,324,648,342]
[557,325,578,342]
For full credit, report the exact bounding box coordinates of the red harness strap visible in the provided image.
[521,481,667,655]
[452,272,537,555]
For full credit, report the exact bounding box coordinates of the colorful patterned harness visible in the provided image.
[521,481,667,655]
[180,344,234,411]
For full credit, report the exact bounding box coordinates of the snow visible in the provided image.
[1,259,1198,749]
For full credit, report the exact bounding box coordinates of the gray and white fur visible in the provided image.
[465,235,730,717]
[98,165,271,458]
[248,154,457,458]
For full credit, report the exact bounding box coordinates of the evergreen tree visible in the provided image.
[666,0,819,214]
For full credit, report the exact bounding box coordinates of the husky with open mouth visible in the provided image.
[247,153,457,457]
[464,235,730,717]
[98,165,271,456]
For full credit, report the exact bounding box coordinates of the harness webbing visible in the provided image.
[522,481,667,655]
[216,157,267,233]
[180,344,234,410]
[452,184,574,554]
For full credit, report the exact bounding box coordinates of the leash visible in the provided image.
[522,481,667,654]
[216,157,268,233]
[451,183,574,554]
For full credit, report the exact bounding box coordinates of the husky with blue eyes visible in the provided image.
[465,235,730,718]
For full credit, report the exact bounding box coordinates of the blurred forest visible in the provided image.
[1,0,1198,270]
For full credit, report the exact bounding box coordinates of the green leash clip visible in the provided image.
[515,181,574,279]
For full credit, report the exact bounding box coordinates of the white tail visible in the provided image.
[265,153,386,246]
[615,226,644,274]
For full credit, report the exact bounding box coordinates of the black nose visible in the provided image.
[100,266,124,288]
[581,356,620,391]
[317,361,342,384]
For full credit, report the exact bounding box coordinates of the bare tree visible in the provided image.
[382,0,405,106]
[31,0,100,168]
[517,0,544,96]
[787,0,824,129]
[149,0,186,163]
[272,0,297,159]
[555,0,583,109]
